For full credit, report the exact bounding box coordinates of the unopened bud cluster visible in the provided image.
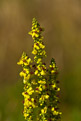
[17,18,62,121]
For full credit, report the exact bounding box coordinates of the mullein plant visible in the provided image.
[17,18,62,121]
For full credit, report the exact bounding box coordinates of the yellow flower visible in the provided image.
[19,71,26,77]
[37,58,42,64]
[57,88,60,91]
[39,95,45,101]
[27,58,32,65]
[37,65,41,70]
[52,64,55,68]
[51,70,55,73]
[31,98,34,102]
[34,43,40,50]
[51,107,54,111]
[39,43,45,49]
[32,32,39,38]
[27,87,34,95]
[35,70,38,75]
[24,113,29,119]
[41,70,46,75]
[22,92,30,98]
[28,31,32,35]
[42,85,46,89]
[53,110,59,115]
[41,109,44,114]
[31,79,37,85]
[17,60,23,65]
[19,68,29,77]
[24,74,30,80]
[59,112,62,115]
[52,84,56,88]
[17,52,30,66]
[32,49,37,55]
[49,65,52,68]
[38,80,46,84]
[23,79,27,84]
[42,50,46,55]
[41,107,47,114]
[39,86,42,91]
[45,95,49,99]
[29,116,32,120]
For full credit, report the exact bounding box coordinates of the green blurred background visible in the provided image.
[0,0,81,121]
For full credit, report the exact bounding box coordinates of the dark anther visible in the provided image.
[48,118,51,121]
[32,65,36,68]
[39,28,42,31]
[23,59,26,62]
[35,31,37,33]
[22,100,24,104]
[28,98,31,101]
[36,88,39,90]
[23,70,26,73]
[55,87,57,90]
[30,71,34,74]
[36,43,39,46]
[34,99,36,103]
[56,80,59,83]
[51,67,54,70]
[25,92,28,95]
[48,106,51,109]
[45,85,47,88]
[43,62,46,65]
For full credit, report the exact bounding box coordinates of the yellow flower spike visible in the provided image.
[18,18,62,121]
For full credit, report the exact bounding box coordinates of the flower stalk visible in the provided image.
[17,18,62,121]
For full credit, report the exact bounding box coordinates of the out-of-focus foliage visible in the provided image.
[0,0,81,121]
